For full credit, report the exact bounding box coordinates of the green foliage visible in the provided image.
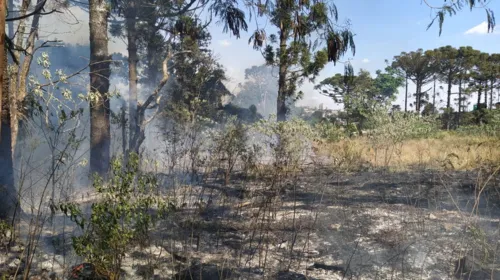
[208,116,251,184]
[313,121,345,142]
[0,220,12,246]
[253,117,317,172]
[345,123,358,137]
[208,0,248,38]
[328,140,367,172]
[221,103,263,123]
[426,0,495,36]
[369,110,440,142]
[422,103,437,116]
[168,18,230,122]
[374,67,405,101]
[316,68,403,129]
[390,49,436,112]
[363,110,439,167]
[457,110,500,137]
[231,65,278,117]
[59,153,170,279]
[249,0,355,119]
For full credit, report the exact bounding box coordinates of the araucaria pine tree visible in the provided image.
[250,0,355,121]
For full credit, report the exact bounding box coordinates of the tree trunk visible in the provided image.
[7,0,31,159]
[485,82,488,106]
[277,22,288,122]
[415,80,421,113]
[432,77,436,109]
[89,0,111,176]
[0,9,17,220]
[404,75,408,112]
[14,0,30,49]
[446,75,452,109]
[457,78,462,126]
[0,0,44,221]
[0,122,17,221]
[477,84,482,108]
[18,0,43,102]
[126,2,138,155]
[0,0,5,133]
[130,56,170,155]
[477,83,483,125]
[120,99,127,156]
[13,0,43,155]
[490,80,493,110]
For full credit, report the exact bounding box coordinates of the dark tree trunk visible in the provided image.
[415,80,421,113]
[0,0,5,132]
[432,77,436,109]
[477,84,482,107]
[126,2,138,155]
[277,23,288,122]
[89,0,111,176]
[477,83,484,125]
[0,40,17,221]
[0,122,17,221]
[404,75,408,112]
[458,78,462,126]
[490,80,494,110]
[485,82,488,106]
[446,74,452,109]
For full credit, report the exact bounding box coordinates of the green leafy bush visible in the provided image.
[59,153,170,280]
[313,121,345,143]
[455,109,500,138]
[253,116,317,173]
[370,110,440,141]
[367,110,439,167]
[207,116,250,184]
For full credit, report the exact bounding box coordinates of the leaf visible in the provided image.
[486,9,496,33]
[438,11,445,36]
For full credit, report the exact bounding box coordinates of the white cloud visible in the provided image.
[465,21,491,35]
[361,58,370,63]
[218,39,232,47]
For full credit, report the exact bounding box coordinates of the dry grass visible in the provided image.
[315,133,500,171]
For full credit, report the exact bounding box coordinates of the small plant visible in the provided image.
[329,140,367,172]
[368,110,439,167]
[253,117,317,175]
[59,153,170,280]
[208,116,249,185]
[0,220,12,248]
[313,120,345,143]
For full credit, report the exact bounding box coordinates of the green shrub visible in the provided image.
[59,153,170,280]
[366,110,439,167]
[207,116,250,185]
[253,116,317,173]
[313,121,345,143]
[370,111,439,141]
[345,123,359,137]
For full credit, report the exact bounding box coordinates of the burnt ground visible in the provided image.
[2,167,500,280]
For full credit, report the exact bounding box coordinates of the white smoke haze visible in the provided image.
[4,3,500,280]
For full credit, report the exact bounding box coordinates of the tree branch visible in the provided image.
[6,0,60,21]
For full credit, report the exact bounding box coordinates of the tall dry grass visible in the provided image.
[315,133,500,171]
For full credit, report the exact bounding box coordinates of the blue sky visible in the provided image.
[206,0,500,110]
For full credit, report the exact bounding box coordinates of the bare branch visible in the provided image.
[6,0,60,21]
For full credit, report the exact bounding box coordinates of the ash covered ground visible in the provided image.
[3,165,500,280]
